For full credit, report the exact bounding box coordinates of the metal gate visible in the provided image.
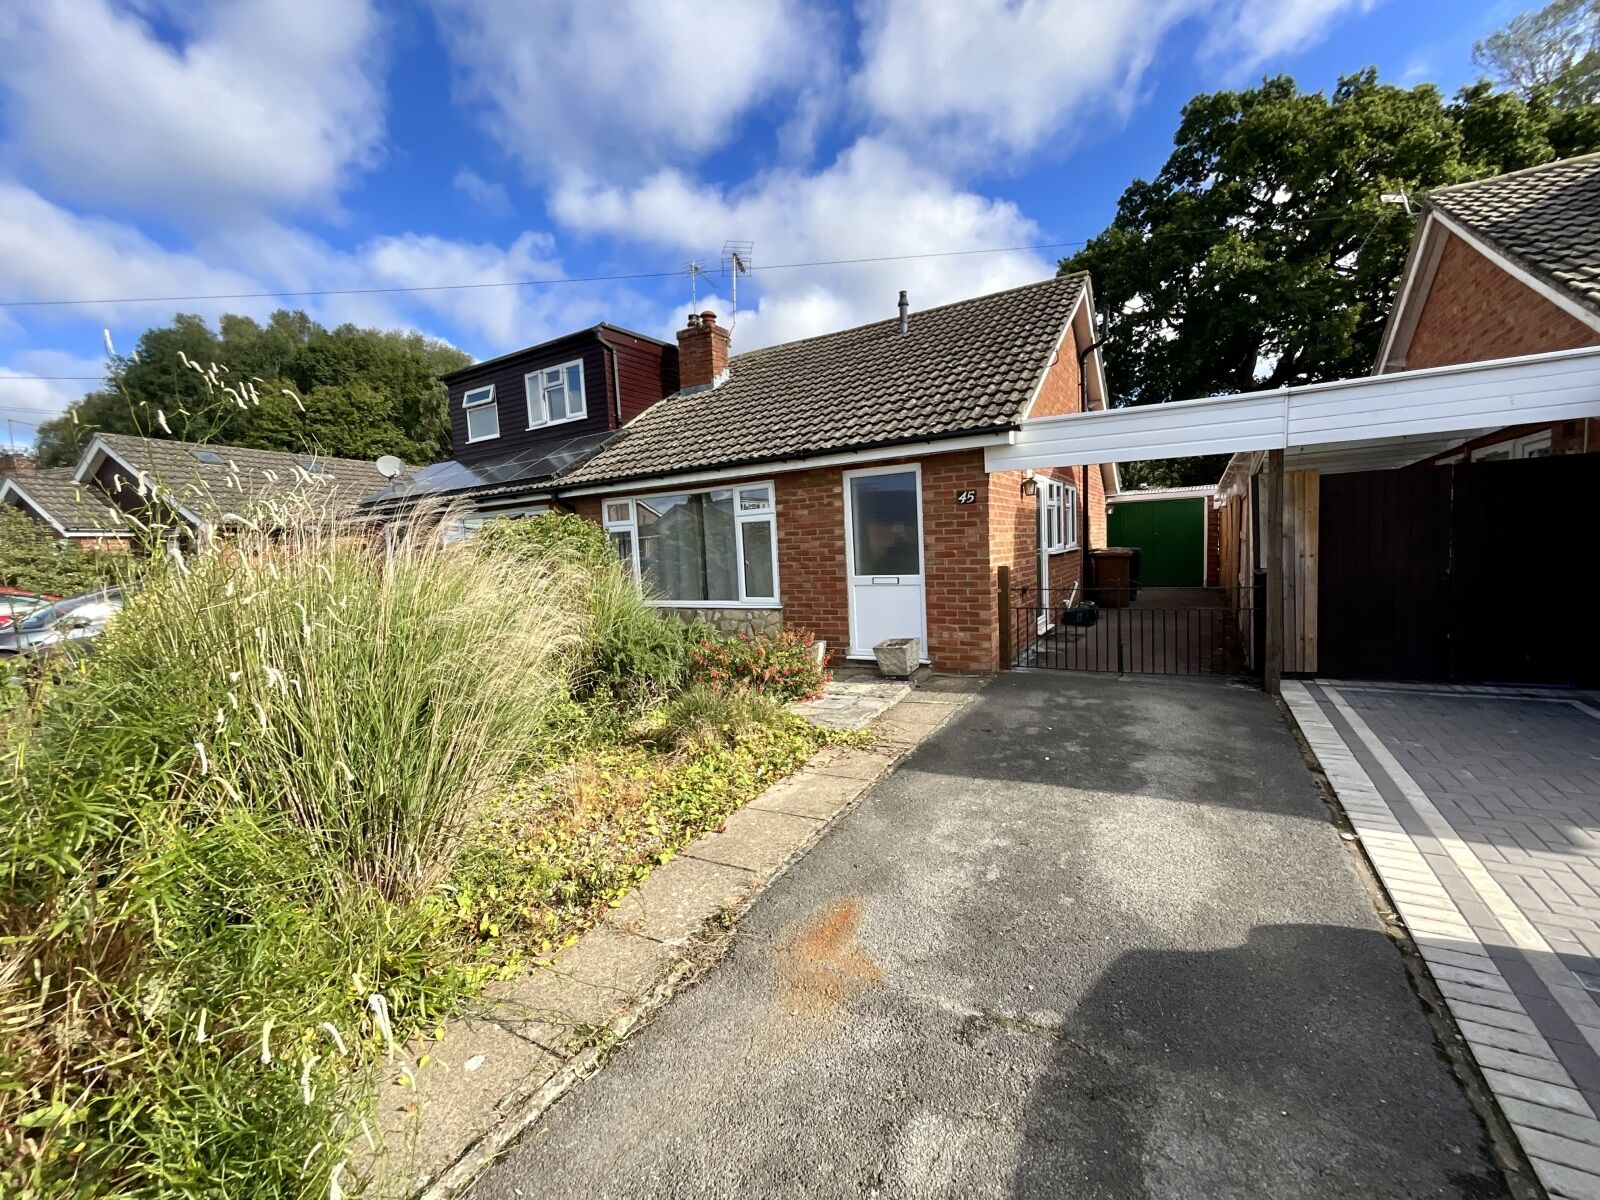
[1008,583,1258,676]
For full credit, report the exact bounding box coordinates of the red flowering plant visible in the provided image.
[688,627,829,703]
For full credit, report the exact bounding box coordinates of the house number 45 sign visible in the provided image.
[954,489,977,505]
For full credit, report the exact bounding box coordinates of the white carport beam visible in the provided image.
[986,344,1600,473]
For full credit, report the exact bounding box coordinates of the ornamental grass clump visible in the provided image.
[0,497,592,1197]
[130,510,588,899]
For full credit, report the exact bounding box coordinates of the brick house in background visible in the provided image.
[1376,151,1600,459]
[368,276,1117,672]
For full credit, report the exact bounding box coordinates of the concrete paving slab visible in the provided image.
[749,771,869,821]
[808,745,900,782]
[682,805,822,873]
[604,855,758,945]
[374,1017,562,1194]
[492,929,677,1052]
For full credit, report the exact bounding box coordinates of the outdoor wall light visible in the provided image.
[1020,471,1038,497]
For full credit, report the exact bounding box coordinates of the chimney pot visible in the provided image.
[897,290,909,337]
[686,312,701,328]
[700,310,717,327]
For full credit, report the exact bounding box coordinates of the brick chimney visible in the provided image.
[676,310,730,391]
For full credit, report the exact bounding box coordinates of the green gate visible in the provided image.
[1106,496,1205,587]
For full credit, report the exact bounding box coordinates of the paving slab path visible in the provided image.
[471,672,1511,1200]
[1286,681,1600,1200]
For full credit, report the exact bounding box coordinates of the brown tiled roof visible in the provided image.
[87,433,400,524]
[2,467,129,534]
[1427,153,1600,317]
[555,274,1089,489]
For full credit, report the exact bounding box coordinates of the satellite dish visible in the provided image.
[375,454,404,479]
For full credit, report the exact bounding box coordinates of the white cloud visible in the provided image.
[551,137,1050,350]
[453,168,512,216]
[429,0,831,178]
[0,181,645,382]
[0,0,386,223]
[1198,0,1382,74]
[0,351,108,446]
[854,0,1209,159]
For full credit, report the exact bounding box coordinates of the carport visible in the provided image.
[986,345,1600,692]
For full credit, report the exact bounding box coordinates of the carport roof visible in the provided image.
[985,344,1600,483]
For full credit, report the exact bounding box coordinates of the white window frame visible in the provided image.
[525,358,588,430]
[1471,429,1554,462]
[462,384,499,443]
[441,503,549,544]
[602,481,780,607]
[1043,479,1078,554]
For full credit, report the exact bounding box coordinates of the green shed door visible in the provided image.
[1107,498,1205,587]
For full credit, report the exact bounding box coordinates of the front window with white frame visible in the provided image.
[463,384,499,443]
[526,359,587,428]
[603,482,778,605]
[1043,479,1078,552]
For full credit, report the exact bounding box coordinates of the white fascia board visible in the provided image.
[987,343,1600,473]
[988,388,1291,472]
[1377,214,1448,374]
[556,432,1013,497]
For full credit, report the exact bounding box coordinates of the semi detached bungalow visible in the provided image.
[362,276,1118,672]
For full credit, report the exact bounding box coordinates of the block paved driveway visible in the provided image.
[1289,681,1600,1199]
[472,672,1508,1200]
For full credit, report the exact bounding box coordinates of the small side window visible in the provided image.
[463,385,499,443]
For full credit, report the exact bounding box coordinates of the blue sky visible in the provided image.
[0,0,1527,451]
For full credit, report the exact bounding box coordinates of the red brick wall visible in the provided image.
[1403,234,1600,454]
[1406,235,1600,369]
[565,315,1110,673]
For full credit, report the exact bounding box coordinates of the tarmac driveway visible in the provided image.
[472,671,1509,1199]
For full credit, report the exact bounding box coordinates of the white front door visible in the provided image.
[844,465,927,658]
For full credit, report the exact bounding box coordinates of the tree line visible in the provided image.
[32,311,471,469]
[1060,0,1600,487]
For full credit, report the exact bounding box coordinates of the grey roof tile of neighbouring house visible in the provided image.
[85,433,400,523]
[1427,152,1600,317]
[2,467,129,534]
[553,274,1089,489]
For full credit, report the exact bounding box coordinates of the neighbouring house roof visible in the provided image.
[436,322,675,384]
[76,433,401,527]
[1425,153,1600,319]
[552,274,1091,490]
[0,467,131,536]
[360,428,617,513]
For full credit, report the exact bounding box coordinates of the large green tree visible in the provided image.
[1474,0,1600,106]
[32,310,472,468]
[1063,70,1600,487]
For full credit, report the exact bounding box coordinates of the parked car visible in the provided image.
[0,586,126,657]
[0,587,58,629]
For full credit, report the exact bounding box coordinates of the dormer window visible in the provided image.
[526,360,586,429]
[463,384,499,443]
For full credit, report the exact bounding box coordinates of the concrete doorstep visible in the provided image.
[362,677,984,1199]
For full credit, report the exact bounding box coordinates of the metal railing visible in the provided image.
[1007,583,1259,677]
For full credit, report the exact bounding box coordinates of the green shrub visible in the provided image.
[0,506,125,597]
[654,684,784,754]
[471,510,612,570]
[689,627,828,702]
[474,511,695,708]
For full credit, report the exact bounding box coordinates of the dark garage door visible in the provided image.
[1318,455,1596,685]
